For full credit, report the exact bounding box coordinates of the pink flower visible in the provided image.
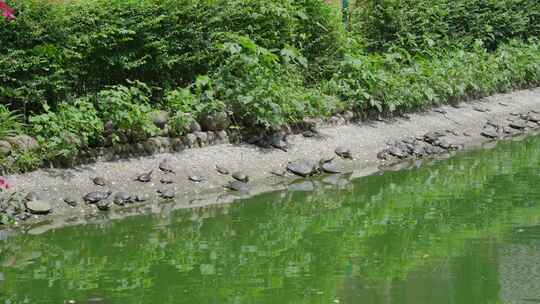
[0,1,15,22]
[0,176,10,191]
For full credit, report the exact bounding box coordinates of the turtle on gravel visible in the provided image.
[287,159,318,177]
[423,131,445,144]
[24,191,40,202]
[232,172,249,183]
[270,169,287,177]
[270,136,288,152]
[92,177,107,187]
[134,194,148,202]
[226,180,250,193]
[160,177,174,184]
[319,161,343,174]
[159,159,175,174]
[216,165,230,175]
[83,191,112,204]
[135,170,153,183]
[113,192,132,206]
[96,201,111,211]
[188,175,205,183]
[157,189,175,199]
[335,146,353,159]
[64,197,78,207]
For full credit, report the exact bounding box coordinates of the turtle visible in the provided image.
[96,201,111,211]
[319,161,343,174]
[157,189,175,199]
[160,177,174,184]
[226,180,250,193]
[188,175,205,183]
[24,191,40,202]
[135,170,153,183]
[302,130,318,138]
[508,121,527,130]
[335,146,353,159]
[159,160,175,174]
[215,165,230,175]
[83,191,112,204]
[287,159,318,177]
[113,192,132,206]
[270,136,288,152]
[270,169,287,177]
[92,177,107,187]
[232,172,249,183]
[386,147,407,158]
[134,194,148,202]
[64,197,78,207]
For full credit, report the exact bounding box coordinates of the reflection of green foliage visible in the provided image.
[2,136,540,303]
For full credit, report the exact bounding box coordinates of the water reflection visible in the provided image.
[2,136,540,303]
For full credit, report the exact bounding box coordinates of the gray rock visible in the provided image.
[25,200,52,214]
[215,130,229,142]
[184,133,198,148]
[287,159,318,177]
[188,119,202,133]
[24,191,41,202]
[0,140,12,156]
[150,110,169,129]
[143,138,161,154]
[195,131,208,146]
[200,111,230,131]
[6,135,38,152]
[342,111,354,122]
[172,138,185,152]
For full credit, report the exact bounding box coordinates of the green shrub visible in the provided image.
[327,40,540,112]
[30,98,104,159]
[202,35,342,128]
[97,81,159,143]
[0,105,23,140]
[353,0,540,54]
[0,0,347,115]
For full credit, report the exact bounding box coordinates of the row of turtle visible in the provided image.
[78,146,354,211]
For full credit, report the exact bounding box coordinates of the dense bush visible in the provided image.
[96,81,159,144]
[325,40,540,112]
[30,99,103,159]
[353,0,540,54]
[0,0,346,113]
[0,105,22,140]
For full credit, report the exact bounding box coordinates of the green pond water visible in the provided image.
[2,136,540,304]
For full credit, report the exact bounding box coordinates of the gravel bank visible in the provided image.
[2,87,540,233]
